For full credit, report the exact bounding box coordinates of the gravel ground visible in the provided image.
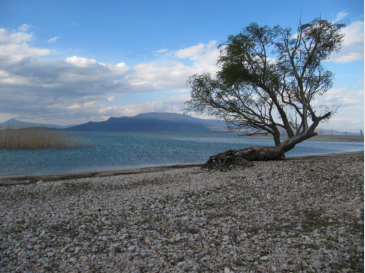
[0,153,363,272]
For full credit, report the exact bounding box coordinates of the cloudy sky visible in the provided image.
[0,0,363,132]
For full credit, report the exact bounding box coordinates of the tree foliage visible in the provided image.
[186,18,345,151]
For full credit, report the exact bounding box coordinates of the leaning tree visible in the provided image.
[185,18,345,169]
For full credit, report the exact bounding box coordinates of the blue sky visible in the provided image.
[0,0,363,132]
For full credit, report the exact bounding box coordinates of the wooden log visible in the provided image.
[202,146,285,169]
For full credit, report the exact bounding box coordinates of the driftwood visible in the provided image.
[202,135,315,169]
[203,131,320,169]
[203,145,286,169]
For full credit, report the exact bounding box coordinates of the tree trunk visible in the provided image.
[203,131,317,169]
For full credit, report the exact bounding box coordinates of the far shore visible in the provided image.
[237,135,364,142]
[0,150,363,186]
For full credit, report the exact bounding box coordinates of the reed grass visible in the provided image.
[0,123,89,149]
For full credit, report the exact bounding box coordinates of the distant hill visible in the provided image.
[0,119,76,129]
[335,130,363,136]
[273,127,344,136]
[3,113,357,135]
[134,112,227,128]
[65,115,226,133]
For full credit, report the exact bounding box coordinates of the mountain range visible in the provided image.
[0,113,359,135]
[65,113,227,133]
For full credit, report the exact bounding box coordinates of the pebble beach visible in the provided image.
[0,151,363,272]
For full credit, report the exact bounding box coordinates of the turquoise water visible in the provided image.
[0,132,363,177]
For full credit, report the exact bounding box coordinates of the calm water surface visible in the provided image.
[0,132,363,177]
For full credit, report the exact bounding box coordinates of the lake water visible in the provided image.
[0,132,363,177]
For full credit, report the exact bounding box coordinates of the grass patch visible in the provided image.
[302,210,333,232]
[0,122,89,149]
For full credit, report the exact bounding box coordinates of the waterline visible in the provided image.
[0,132,363,177]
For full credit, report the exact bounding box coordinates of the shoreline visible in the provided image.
[237,135,364,142]
[1,149,363,272]
[0,150,363,186]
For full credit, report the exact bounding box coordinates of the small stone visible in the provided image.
[260,256,269,261]
[312,260,322,268]
[280,231,287,237]
[200,256,208,262]
[187,250,194,257]
[239,232,247,239]
[182,263,193,272]
[128,245,136,251]
[272,265,277,271]
[222,227,230,234]
[224,268,231,273]
[119,234,129,240]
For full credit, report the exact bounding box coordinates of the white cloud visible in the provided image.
[175,40,219,67]
[169,94,191,102]
[339,97,359,105]
[127,41,220,90]
[329,116,363,124]
[341,21,364,46]
[0,25,222,123]
[324,87,363,103]
[18,24,32,32]
[312,86,364,117]
[130,61,191,89]
[59,100,171,120]
[0,28,32,44]
[47,36,59,43]
[0,26,49,61]
[170,88,190,93]
[0,43,50,61]
[328,21,364,63]
[5,24,358,130]
[65,56,100,67]
[86,94,198,120]
[153,48,168,54]
[334,12,348,23]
